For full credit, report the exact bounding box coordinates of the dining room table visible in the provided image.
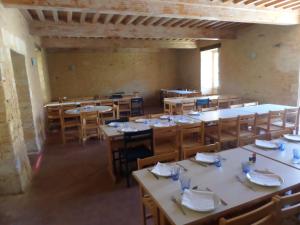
[65,105,112,115]
[100,115,201,182]
[133,147,300,225]
[242,137,300,170]
[186,104,296,123]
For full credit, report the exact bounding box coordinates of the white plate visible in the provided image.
[135,119,147,123]
[181,189,219,212]
[255,140,278,149]
[188,111,201,115]
[119,127,138,132]
[108,122,119,127]
[176,119,194,124]
[195,153,217,164]
[284,134,300,142]
[246,171,283,187]
[151,162,172,177]
[153,123,170,128]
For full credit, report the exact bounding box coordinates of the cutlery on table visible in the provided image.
[188,158,208,167]
[254,169,274,175]
[176,162,188,172]
[147,169,159,180]
[206,187,228,206]
[171,196,186,215]
[235,175,255,191]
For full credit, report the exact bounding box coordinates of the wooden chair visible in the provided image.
[230,104,244,109]
[201,106,218,112]
[256,111,287,140]
[180,102,195,114]
[59,106,81,144]
[273,192,300,225]
[100,100,116,122]
[217,99,231,109]
[118,99,131,118]
[180,122,205,158]
[238,114,256,147]
[244,102,259,107]
[80,111,101,143]
[183,142,220,159]
[131,97,144,116]
[272,108,300,135]
[46,106,60,132]
[80,101,96,106]
[163,100,172,114]
[153,126,180,156]
[195,98,210,111]
[219,200,278,225]
[206,117,240,148]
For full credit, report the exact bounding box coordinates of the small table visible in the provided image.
[242,138,300,170]
[65,105,112,115]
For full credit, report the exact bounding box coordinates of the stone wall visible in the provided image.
[0,4,50,194]
[47,48,180,106]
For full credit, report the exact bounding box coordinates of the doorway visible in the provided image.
[10,50,37,153]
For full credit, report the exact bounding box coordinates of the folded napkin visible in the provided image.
[255,140,278,149]
[181,189,216,212]
[151,162,172,177]
[195,153,217,163]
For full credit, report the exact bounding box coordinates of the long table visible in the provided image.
[164,95,239,114]
[133,148,300,225]
[188,104,295,123]
[242,138,300,170]
[44,95,141,108]
[101,115,200,182]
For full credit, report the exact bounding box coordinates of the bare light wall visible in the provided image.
[220,25,300,106]
[47,49,180,106]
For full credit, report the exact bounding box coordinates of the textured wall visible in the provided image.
[0,5,50,194]
[47,49,180,105]
[220,25,300,106]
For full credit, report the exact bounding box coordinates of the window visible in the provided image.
[200,46,220,95]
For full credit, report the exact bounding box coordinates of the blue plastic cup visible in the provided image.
[171,166,180,181]
[241,162,252,174]
[292,149,300,163]
[214,156,222,167]
[179,175,191,193]
[279,142,286,151]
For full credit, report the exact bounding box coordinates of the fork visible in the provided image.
[189,158,208,167]
[235,175,256,191]
[171,196,186,215]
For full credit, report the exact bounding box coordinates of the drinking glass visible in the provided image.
[171,166,180,181]
[214,155,222,167]
[241,161,251,174]
[278,142,286,151]
[179,175,191,193]
[292,149,300,163]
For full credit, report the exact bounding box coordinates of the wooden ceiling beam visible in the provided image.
[41,37,198,49]
[36,10,45,21]
[30,21,236,40]
[3,0,299,25]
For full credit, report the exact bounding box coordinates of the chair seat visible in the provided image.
[272,121,295,128]
[120,145,153,162]
[257,124,285,131]
[207,132,237,142]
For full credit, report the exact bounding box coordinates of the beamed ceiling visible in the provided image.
[2,0,300,49]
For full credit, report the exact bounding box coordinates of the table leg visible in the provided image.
[106,137,117,183]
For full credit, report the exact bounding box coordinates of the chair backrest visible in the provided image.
[123,129,153,152]
[47,106,60,118]
[100,100,114,107]
[244,102,258,107]
[201,106,218,112]
[273,192,300,221]
[183,142,220,159]
[153,126,179,154]
[195,98,210,109]
[218,117,240,140]
[104,117,129,125]
[283,107,300,129]
[181,102,195,114]
[137,152,179,170]
[80,101,96,107]
[230,104,244,109]
[131,97,143,104]
[180,122,205,146]
[80,111,99,127]
[219,200,278,225]
[217,99,231,109]
[268,110,284,130]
